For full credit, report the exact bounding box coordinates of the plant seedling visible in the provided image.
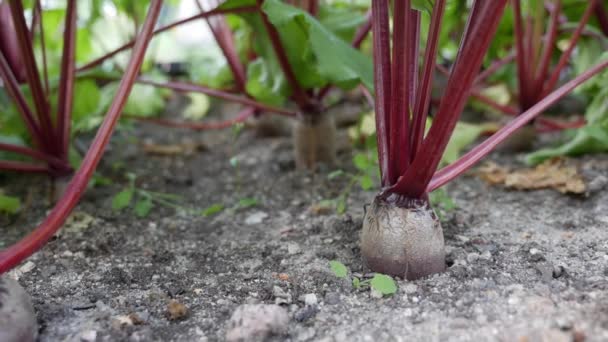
[329,260,397,296]
[0,192,21,215]
[361,0,608,281]
[0,1,163,273]
[111,173,185,218]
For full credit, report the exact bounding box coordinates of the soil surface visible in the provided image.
[2,100,608,342]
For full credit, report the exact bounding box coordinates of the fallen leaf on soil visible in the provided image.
[477,158,586,194]
[142,139,206,156]
[166,300,188,321]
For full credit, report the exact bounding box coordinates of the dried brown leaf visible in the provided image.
[142,138,206,156]
[477,158,586,194]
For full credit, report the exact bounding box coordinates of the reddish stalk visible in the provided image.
[8,0,56,149]
[77,5,257,72]
[541,0,597,98]
[532,0,560,93]
[388,0,413,183]
[124,106,255,130]
[195,0,247,92]
[470,91,519,116]
[410,0,445,159]
[256,0,313,110]
[34,0,50,97]
[0,161,48,174]
[0,52,45,149]
[474,51,515,84]
[0,143,67,169]
[135,78,297,117]
[512,0,531,110]
[55,0,78,162]
[306,0,318,16]
[370,0,392,186]
[352,10,372,49]
[429,58,608,192]
[596,3,608,36]
[390,0,508,198]
[536,116,586,132]
[0,0,163,274]
[0,3,26,83]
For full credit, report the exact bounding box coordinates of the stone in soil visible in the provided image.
[225,304,289,342]
[0,276,37,342]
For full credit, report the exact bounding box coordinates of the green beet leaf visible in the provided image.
[329,260,348,278]
[0,194,21,214]
[112,188,134,211]
[370,274,397,296]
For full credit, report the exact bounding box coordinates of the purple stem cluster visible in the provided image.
[0,0,164,274]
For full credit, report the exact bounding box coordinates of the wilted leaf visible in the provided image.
[478,158,586,194]
[142,139,205,156]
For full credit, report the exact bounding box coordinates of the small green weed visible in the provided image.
[329,260,397,296]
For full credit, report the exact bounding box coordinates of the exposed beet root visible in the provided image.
[50,175,71,204]
[0,276,37,342]
[292,112,337,170]
[361,196,446,280]
[251,114,292,138]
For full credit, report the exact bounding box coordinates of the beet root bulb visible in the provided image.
[360,197,446,280]
[292,112,337,170]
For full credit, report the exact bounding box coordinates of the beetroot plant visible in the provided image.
[462,0,604,146]
[0,0,77,194]
[81,0,373,170]
[361,0,608,280]
[0,0,163,274]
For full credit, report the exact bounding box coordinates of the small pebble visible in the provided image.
[299,293,318,306]
[370,288,383,299]
[273,286,292,305]
[79,330,97,342]
[466,253,480,263]
[402,283,418,294]
[294,305,318,322]
[529,248,545,262]
[245,212,269,225]
[0,276,37,342]
[226,304,289,342]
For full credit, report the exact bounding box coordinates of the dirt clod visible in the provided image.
[166,300,188,321]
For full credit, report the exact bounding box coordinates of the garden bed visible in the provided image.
[2,107,608,341]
